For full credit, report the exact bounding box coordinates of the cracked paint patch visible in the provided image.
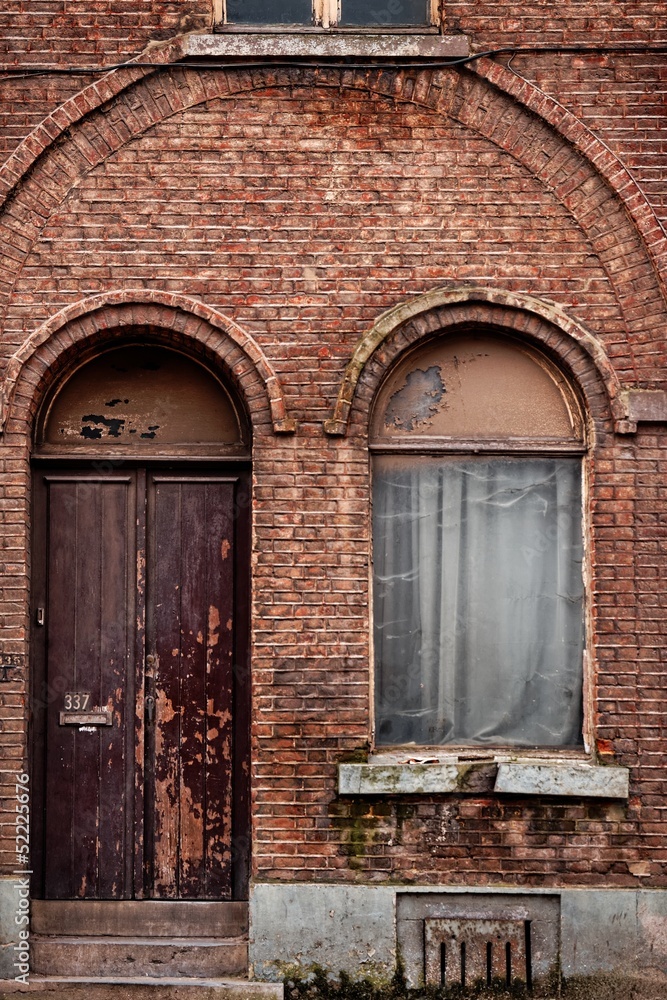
[383,365,446,432]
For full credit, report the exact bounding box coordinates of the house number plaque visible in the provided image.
[59,692,112,726]
[64,692,90,710]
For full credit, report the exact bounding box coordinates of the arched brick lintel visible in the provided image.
[323,285,627,436]
[1,289,297,436]
[0,64,666,375]
[0,35,188,204]
[470,57,667,281]
[0,46,662,285]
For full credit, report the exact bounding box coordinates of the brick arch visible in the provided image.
[0,49,661,278]
[470,57,667,279]
[0,34,188,205]
[323,285,625,437]
[0,62,665,370]
[2,290,297,437]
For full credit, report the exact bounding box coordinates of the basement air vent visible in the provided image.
[424,917,532,991]
[396,892,560,993]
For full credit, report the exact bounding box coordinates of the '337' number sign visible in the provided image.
[63,692,91,711]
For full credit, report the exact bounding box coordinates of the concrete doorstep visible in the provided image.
[0,976,285,1000]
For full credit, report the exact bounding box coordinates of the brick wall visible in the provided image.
[2,4,666,224]
[506,52,667,227]
[1,2,667,895]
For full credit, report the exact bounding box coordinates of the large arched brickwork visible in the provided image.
[0,36,663,281]
[2,291,296,437]
[470,57,667,275]
[0,60,665,380]
[324,286,624,436]
[0,36,185,204]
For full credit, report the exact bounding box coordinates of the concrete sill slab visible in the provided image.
[339,761,460,795]
[338,759,630,798]
[495,761,630,799]
[185,33,470,59]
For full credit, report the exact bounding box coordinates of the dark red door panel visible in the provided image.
[42,475,136,899]
[33,467,247,902]
[147,476,236,899]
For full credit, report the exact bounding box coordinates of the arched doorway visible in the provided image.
[31,343,251,902]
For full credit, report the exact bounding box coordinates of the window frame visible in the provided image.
[368,332,592,755]
[214,0,440,30]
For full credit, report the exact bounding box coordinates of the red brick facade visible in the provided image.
[1,0,667,985]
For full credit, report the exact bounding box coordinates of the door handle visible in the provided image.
[145,694,156,725]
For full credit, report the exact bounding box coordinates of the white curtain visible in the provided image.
[373,456,584,746]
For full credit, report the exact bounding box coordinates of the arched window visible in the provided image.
[371,332,586,748]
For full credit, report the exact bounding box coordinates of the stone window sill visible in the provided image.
[185,33,470,59]
[338,756,630,799]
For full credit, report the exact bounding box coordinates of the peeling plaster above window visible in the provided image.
[371,334,585,447]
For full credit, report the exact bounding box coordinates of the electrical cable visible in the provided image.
[1,42,667,79]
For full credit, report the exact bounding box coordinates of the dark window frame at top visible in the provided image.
[217,0,437,29]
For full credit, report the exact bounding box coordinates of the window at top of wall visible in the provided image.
[371,333,587,750]
[223,0,433,27]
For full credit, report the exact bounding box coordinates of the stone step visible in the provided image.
[30,937,248,979]
[31,902,248,938]
[0,976,284,999]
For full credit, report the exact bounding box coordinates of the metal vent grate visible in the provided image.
[425,918,532,991]
[396,891,559,992]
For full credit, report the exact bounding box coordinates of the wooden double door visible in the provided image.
[31,465,250,901]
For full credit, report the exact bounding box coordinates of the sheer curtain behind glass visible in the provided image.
[373,455,584,746]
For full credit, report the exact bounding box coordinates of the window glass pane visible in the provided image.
[373,456,584,747]
[226,0,312,23]
[340,0,430,25]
